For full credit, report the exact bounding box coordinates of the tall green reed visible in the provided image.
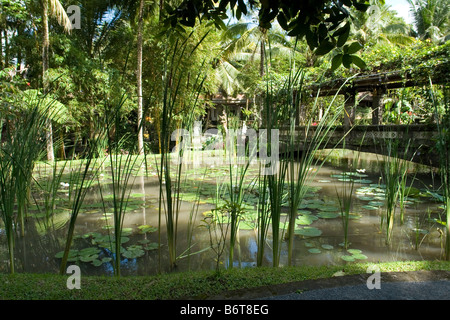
[335,141,364,250]
[260,65,350,266]
[431,82,450,260]
[0,103,49,273]
[156,30,209,270]
[223,117,256,268]
[59,146,105,274]
[378,131,415,246]
[101,94,143,277]
[284,77,347,265]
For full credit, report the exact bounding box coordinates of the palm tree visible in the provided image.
[42,0,72,161]
[215,18,293,95]
[350,0,415,47]
[136,0,144,154]
[407,0,449,42]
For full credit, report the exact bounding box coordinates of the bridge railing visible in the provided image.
[277,124,439,167]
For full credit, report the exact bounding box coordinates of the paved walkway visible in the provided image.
[263,280,450,300]
[209,270,450,300]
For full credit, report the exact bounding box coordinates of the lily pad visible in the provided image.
[362,205,380,211]
[295,227,322,237]
[321,244,334,250]
[122,245,145,259]
[308,248,321,254]
[130,193,146,198]
[296,215,315,225]
[317,212,340,219]
[92,259,103,267]
[143,242,159,251]
[352,253,368,260]
[55,250,78,260]
[357,196,375,201]
[138,225,157,234]
[347,249,362,254]
[79,247,100,256]
[80,254,98,262]
[319,206,340,212]
[340,255,355,262]
[349,213,362,219]
[368,201,384,207]
[353,179,372,184]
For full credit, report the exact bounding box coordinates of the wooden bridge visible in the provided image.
[299,62,448,127]
[210,60,447,167]
[279,123,440,167]
[283,62,448,167]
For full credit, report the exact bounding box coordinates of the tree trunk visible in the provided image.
[43,0,55,161]
[0,28,3,69]
[260,38,265,77]
[159,0,164,22]
[4,29,9,66]
[137,0,145,155]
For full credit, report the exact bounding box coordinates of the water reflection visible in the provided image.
[0,149,446,275]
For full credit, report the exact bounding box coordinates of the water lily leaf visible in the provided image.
[80,254,98,262]
[92,259,103,267]
[304,242,315,248]
[143,242,159,251]
[362,205,380,211]
[79,247,100,256]
[368,201,384,207]
[349,213,362,219]
[122,245,145,259]
[353,179,372,184]
[295,227,322,237]
[321,244,334,250]
[308,248,321,254]
[352,253,368,260]
[296,215,315,225]
[130,193,146,198]
[347,249,362,254]
[55,250,78,259]
[317,212,340,219]
[341,255,355,262]
[83,232,102,239]
[319,206,340,212]
[357,196,374,201]
[121,228,133,236]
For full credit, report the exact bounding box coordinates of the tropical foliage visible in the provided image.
[0,0,449,278]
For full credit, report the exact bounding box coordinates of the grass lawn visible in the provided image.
[1,260,449,300]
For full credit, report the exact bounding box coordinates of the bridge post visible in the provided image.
[372,87,385,125]
[344,90,356,129]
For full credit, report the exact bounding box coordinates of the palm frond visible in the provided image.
[48,0,72,33]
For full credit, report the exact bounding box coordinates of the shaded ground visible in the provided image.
[207,270,450,300]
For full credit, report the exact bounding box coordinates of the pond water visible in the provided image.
[0,149,446,276]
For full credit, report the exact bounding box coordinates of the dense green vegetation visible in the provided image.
[1,0,450,298]
[0,261,449,299]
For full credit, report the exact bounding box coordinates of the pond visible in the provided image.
[0,149,446,276]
